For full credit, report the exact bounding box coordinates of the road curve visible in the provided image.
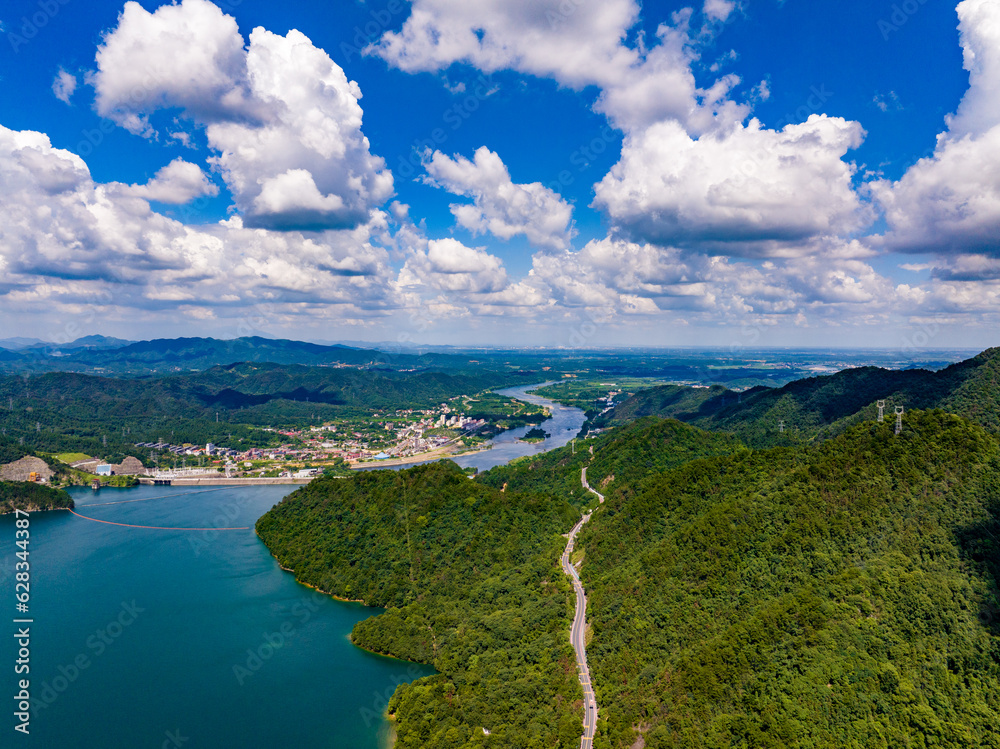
[561,511,598,747]
[560,464,606,746]
[581,466,605,504]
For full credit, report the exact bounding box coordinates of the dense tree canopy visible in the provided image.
[579,410,1000,748]
[595,348,1000,447]
[0,480,73,513]
[256,462,584,747]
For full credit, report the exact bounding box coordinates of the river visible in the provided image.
[358,382,589,473]
[0,384,584,747]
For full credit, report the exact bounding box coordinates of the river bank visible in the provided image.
[353,383,587,474]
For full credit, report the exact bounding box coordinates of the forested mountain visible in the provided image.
[256,462,584,747]
[0,364,536,457]
[249,352,1000,748]
[595,347,1000,445]
[477,416,742,508]
[589,383,730,428]
[579,410,1000,747]
[0,435,28,465]
[0,335,477,375]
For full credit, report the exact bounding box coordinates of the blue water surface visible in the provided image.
[0,484,432,749]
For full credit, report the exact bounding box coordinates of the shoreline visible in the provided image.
[259,534,438,661]
[138,476,315,486]
[0,504,73,516]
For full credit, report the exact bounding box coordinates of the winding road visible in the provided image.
[560,464,606,746]
[581,466,605,504]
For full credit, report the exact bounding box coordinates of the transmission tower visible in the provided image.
[877,400,886,423]
[778,420,785,434]
[895,406,904,436]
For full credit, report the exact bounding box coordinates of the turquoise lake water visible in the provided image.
[0,386,587,747]
[0,484,433,749]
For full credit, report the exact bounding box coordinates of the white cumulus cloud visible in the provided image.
[399,237,509,294]
[52,69,77,104]
[370,0,747,135]
[703,0,738,23]
[423,147,575,250]
[369,0,640,89]
[121,158,218,205]
[870,0,1000,256]
[91,0,393,231]
[593,116,871,255]
[0,123,401,322]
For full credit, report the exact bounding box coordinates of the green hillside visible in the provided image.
[594,348,1000,446]
[579,410,1000,748]
[0,365,536,458]
[0,481,74,514]
[0,435,28,465]
[592,383,730,428]
[478,416,742,508]
[0,335,479,375]
[256,462,584,747]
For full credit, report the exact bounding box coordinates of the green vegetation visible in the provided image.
[461,391,548,434]
[256,462,584,747]
[584,416,745,495]
[0,480,74,513]
[594,347,1000,447]
[521,427,550,443]
[0,435,28,465]
[321,457,353,477]
[532,379,664,416]
[100,475,139,488]
[579,410,1000,748]
[477,440,593,508]
[54,452,91,464]
[0,364,537,458]
[591,383,727,429]
[0,336,481,375]
[83,345,995,747]
[478,417,741,511]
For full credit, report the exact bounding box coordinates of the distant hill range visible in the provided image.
[0,335,475,375]
[594,346,1000,443]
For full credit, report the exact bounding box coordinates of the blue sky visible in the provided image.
[0,0,998,348]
